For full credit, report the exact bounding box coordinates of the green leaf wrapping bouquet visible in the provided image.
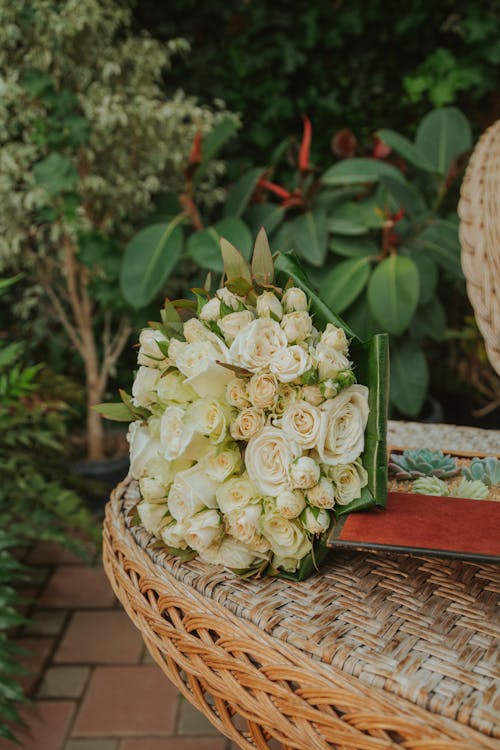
[106,230,388,579]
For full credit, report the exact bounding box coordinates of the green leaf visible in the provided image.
[379,176,428,219]
[252,228,274,285]
[33,154,78,194]
[93,402,134,422]
[245,202,285,237]
[320,257,373,314]
[120,217,184,308]
[367,255,419,334]
[415,107,472,176]
[329,235,378,258]
[332,199,386,231]
[193,117,239,186]
[377,129,434,171]
[416,220,463,280]
[289,210,328,266]
[408,250,438,305]
[224,167,264,218]
[220,238,252,284]
[322,158,407,186]
[390,339,429,416]
[343,295,382,340]
[327,218,368,236]
[188,218,252,273]
[410,297,447,342]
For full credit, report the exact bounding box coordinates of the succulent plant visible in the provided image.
[452,478,489,500]
[389,449,459,480]
[461,457,500,488]
[412,476,449,496]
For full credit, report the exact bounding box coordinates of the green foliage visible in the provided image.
[389,449,459,480]
[461,457,500,488]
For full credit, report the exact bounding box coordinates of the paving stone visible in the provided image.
[120,739,228,750]
[55,610,143,664]
[13,637,55,694]
[0,700,74,750]
[177,697,222,736]
[38,666,90,698]
[18,566,52,588]
[65,740,119,750]
[27,540,87,565]
[24,609,68,636]
[39,565,115,608]
[141,646,156,665]
[72,666,179,736]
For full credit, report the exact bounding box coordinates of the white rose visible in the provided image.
[137,329,169,368]
[279,400,321,448]
[245,426,300,496]
[261,510,312,559]
[199,297,221,321]
[199,536,258,569]
[168,338,187,362]
[230,407,266,441]
[216,475,258,514]
[176,340,233,399]
[320,323,348,353]
[303,507,330,535]
[229,318,287,372]
[225,504,263,547]
[127,421,161,479]
[315,344,351,381]
[269,345,311,383]
[185,509,222,552]
[204,444,242,482]
[318,384,369,465]
[137,501,170,535]
[274,383,301,416]
[281,312,313,343]
[139,456,172,501]
[183,317,214,343]
[132,366,160,407]
[248,373,278,410]
[276,489,306,519]
[307,477,336,509]
[216,287,241,310]
[302,384,324,406]
[218,310,254,343]
[282,287,308,313]
[167,465,218,521]
[319,378,340,399]
[289,456,320,489]
[226,378,250,409]
[157,371,196,404]
[272,554,301,572]
[256,291,283,320]
[160,520,188,550]
[329,461,368,505]
[187,397,231,444]
[160,405,196,460]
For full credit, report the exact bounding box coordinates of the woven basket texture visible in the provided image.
[459,119,500,375]
[103,478,500,750]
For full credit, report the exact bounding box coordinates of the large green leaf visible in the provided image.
[410,297,447,342]
[322,158,407,186]
[224,167,264,218]
[33,153,78,194]
[367,255,419,334]
[187,218,252,273]
[245,202,285,237]
[92,402,134,422]
[416,220,463,280]
[290,210,328,266]
[320,257,373,314]
[377,129,434,171]
[343,295,382,341]
[121,218,184,308]
[330,199,385,232]
[408,249,438,305]
[329,235,378,258]
[415,107,472,176]
[380,175,428,219]
[390,339,429,416]
[193,117,239,186]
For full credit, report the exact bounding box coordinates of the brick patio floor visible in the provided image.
[3,540,237,750]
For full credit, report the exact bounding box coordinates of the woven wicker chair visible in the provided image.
[459,120,500,375]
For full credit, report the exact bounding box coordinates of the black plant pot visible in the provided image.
[72,453,130,513]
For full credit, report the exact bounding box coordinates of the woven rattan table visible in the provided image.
[103,421,500,750]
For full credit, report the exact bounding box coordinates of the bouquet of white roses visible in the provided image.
[100,231,388,579]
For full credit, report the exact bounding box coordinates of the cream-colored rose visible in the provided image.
[282,287,308,313]
[245,426,300,496]
[127,421,161,479]
[176,340,233,399]
[319,378,340,399]
[279,400,321,448]
[281,311,313,343]
[216,287,241,310]
[261,510,312,559]
[199,536,258,569]
[329,461,368,505]
[215,475,258,514]
[132,365,160,407]
[226,378,250,409]
[269,345,311,383]
[160,519,188,550]
[137,501,170,535]
[303,507,330,535]
[302,384,324,406]
[167,465,218,521]
[185,509,222,552]
[315,344,351,381]
[248,373,278,410]
[199,297,221,321]
[229,318,287,372]
[272,554,301,572]
[157,371,196,404]
[224,504,263,547]
[218,310,254,343]
[183,318,214,343]
[307,477,336,509]
[160,405,196,460]
[137,329,169,368]
[320,323,348,352]
[274,383,301,416]
[230,407,266,441]
[204,444,242,482]
[318,385,369,465]
[276,489,306,519]
[168,338,187,362]
[187,397,231,444]
[139,456,172,501]
[289,456,320,489]
[256,291,283,320]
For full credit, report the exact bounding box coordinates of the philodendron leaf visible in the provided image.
[322,158,406,186]
[415,107,472,176]
[290,210,328,266]
[390,339,429,416]
[188,218,252,273]
[367,255,419,334]
[220,237,252,285]
[224,167,265,218]
[320,256,373,314]
[376,129,434,172]
[121,217,184,308]
[252,228,274,285]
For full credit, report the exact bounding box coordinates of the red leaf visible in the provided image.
[372,136,391,160]
[393,208,405,223]
[298,114,312,172]
[331,128,357,158]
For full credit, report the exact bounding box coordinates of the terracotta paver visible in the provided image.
[24,609,68,636]
[27,540,86,566]
[0,700,74,750]
[38,666,90,698]
[178,697,224,736]
[65,740,119,750]
[72,666,179,736]
[120,739,228,750]
[14,637,55,694]
[39,565,116,608]
[55,610,143,664]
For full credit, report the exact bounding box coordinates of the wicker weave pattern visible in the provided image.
[103,479,500,750]
[459,120,500,375]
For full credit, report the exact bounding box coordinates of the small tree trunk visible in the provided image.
[86,394,105,461]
